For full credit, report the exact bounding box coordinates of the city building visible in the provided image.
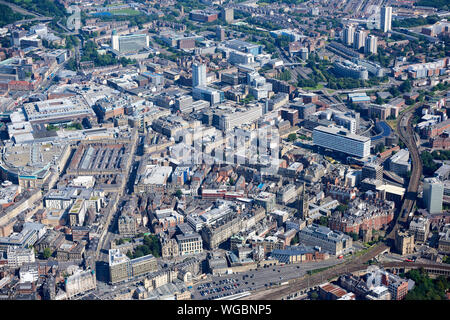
[220,7,233,22]
[380,7,392,33]
[189,9,219,22]
[111,32,150,53]
[362,163,383,181]
[389,149,410,176]
[365,35,378,54]
[409,217,430,243]
[297,224,353,256]
[313,125,371,158]
[343,24,355,46]
[333,60,368,80]
[270,245,329,264]
[395,229,414,255]
[176,232,203,256]
[423,178,443,214]
[192,63,207,87]
[7,246,35,268]
[354,29,366,50]
[65,269,96,298]
[109,249,158,284]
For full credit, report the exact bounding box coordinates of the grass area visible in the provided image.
[65,122,82,131]
[46,124,59,131]
[353,246,371,258]
[111,8,140,16]
[302,84,324,91]
[307,265,334,276]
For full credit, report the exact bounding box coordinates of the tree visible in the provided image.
[374,143,385,154]
[318,216,329,226]
[175,189,183,199]
[43,248,52,259]
[291,233,299,245]
[399,79,412,93]
[288,133,297,142]
[349,232,359,241]
[310,291,319,300]
[336,204,348,213]
[375,96,383,105]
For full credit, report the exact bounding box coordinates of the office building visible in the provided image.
[229,50,255,65]
[298,224,353,256]
[192,63,207,87]
[109,249,158,284]
[409,217,430,243]
[389,149,410,176]
[111,32,149,53]
[294,103,316,119]
[313,125,371,158]
[423,178,443,214]
[280,109,298,126]
[192,86,224,105]
[362,162,383,180]
[365,35,378,54]
[224,39,262,56]
[7,246,35,268]
[380,7,392,33]
[118,214,137,237]
[65,269,96,298]
[189,10,219,23]
[176,232,203,256]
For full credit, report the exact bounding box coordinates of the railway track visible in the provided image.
[389,105,423,235]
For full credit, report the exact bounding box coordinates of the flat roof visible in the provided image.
[314,125,370,143]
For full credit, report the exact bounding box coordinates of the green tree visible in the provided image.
[310,291,319,300]
[336,204,348,213]
[399,79,412,93]
[349,232,359,241]
[43,248,52,259]
[318,216,329,226]
[175,189,183,199]
[288,133,297,142]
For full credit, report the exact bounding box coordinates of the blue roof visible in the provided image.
[371,121,392,141]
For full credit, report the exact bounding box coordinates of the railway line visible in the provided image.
[389,104,423,236]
